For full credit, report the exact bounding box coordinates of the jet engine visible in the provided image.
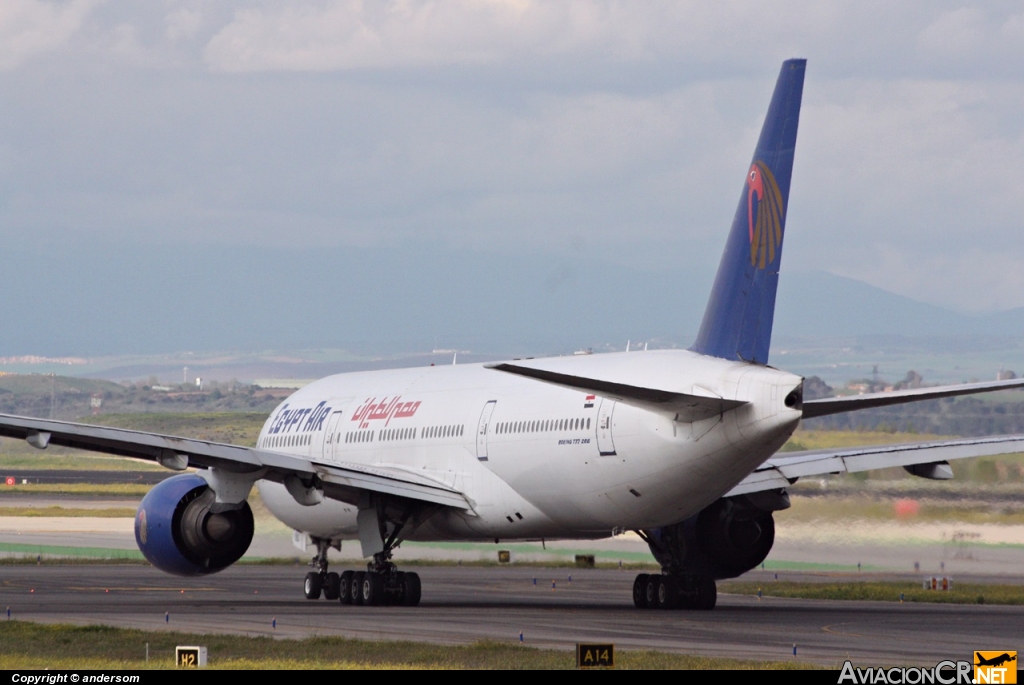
[134,473,254,576]
[646,491,786,580]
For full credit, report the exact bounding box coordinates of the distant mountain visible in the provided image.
[1,241,1021,357]
[775,271,1024,338]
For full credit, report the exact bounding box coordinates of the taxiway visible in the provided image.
[1,564,1017,666]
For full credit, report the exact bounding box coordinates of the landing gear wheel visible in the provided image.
[632,573,650,608]
[351,571,366,605]
[338,571,354,605]
[401,571,422,607]
[323,572,341,600]
[644,575,661,607]
[303,572,323,600]
[362,572,385,606]
[657,576,680,610]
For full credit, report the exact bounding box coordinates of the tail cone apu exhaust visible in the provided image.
[691,59,805,366]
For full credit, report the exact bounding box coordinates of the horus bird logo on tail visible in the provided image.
[747,161,785,269]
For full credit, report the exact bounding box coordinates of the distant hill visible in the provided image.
[1,241,1022,358]
[775,271,1024,338]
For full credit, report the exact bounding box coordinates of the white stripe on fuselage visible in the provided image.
[256,349,802,542]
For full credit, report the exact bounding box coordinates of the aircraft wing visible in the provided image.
[0,413,470,510]
[725,434,1024,496]
[802,377,1024,418]
[487,363,746,421]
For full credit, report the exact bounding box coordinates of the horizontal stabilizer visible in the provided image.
[802,377,1024,419]
[726,433,1024,496]
[487,363,746,421]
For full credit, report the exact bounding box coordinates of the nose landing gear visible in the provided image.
[303,537,339,600]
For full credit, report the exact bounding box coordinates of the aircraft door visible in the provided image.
[596,398,617,456]
[475,400,497,462]
[321,411,343,461]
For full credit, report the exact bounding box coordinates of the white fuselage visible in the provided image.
[257,349,803,545]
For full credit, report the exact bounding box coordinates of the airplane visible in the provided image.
[3,58,1024,611]
[975,654,1016,668]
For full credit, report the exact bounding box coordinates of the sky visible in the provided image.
[2,1,1024,356]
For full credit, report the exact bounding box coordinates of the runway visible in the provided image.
[1,469,169,485]
[2,564,1019,666]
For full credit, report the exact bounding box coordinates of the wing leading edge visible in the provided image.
[0,413,470,510]
[725,434,1024,496]
[802,377,1024,418]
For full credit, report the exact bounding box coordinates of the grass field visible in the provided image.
[719,580,1024,605]
[0,621,813,670]
[781,429,955,452]
[0,412,268,471]
[776,494,1024,525]
[0,506,136,517]
[0,483,151,496]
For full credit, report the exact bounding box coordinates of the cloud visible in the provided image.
[5,1,1024,315]
[165,7,203,42]
[201,1,1024,79]
[0,0,102,70]
[203,0,620,73]
[200,0,853,74]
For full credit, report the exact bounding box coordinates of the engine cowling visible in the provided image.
[693,497,775,578]
[646,493,782,579]
[135,473,254,576]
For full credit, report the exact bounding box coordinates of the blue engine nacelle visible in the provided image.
[134,473,254,576]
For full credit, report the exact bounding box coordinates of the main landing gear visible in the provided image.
[303,540,421,607]
[301,540,422,607]
[338,563,421,607]
[301,498,431,607]
[631,573,716,610]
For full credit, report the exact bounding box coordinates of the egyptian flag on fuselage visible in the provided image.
[584,395,595,408]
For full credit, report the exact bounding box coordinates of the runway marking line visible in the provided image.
[1,579,218,593]
[822,623,866,638]
[66,586,219,592]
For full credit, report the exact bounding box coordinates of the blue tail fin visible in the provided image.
[690,59,805,365]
